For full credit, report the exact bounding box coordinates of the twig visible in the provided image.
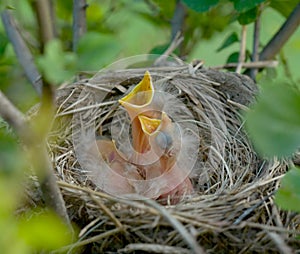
[249,4,262,80]
[153,33,184,66]
[171,0,186,41]
[1,10,43,96]
[212,60,278,70]
[267,232,293,254]
[119,243,190,254]
[236,25,247,74]
[53,228,122,253]
[259,3,300,61]
[0,91,71,229]
[143,199,206,254]
[33,0,55,50]
[0,91,27,134]
[72,0,87,51]
[90,194,124,230]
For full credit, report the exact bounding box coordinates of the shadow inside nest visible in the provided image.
[26,64,300,253]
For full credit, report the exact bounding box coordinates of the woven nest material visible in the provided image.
[28,64,299,253]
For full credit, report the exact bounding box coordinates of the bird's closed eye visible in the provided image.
[155,131,173,153]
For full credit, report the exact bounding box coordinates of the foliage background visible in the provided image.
[0,0,299,252]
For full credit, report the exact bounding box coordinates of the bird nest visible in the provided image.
[28,63,299,253]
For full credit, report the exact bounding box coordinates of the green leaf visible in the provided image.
[246,82,300,157]
[237,7,258,25]
[182,0,219,12]
[0,33,9,56]
[37,40,77,85]
[230,0,266,13]
[18,211,73,250]
[149,43,179,55]
[275,167,300,212]
[217,32,239,52]
[77,32,121,71]
[270,0,299,18]
[226,51,239,63]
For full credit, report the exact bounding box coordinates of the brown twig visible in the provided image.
[1,10,43,96]
[54,228,122,253]
[236,25,247,74]
[143,199,206,254]
[267,232,293,254]
[72,0,87,51]
[213,60,278,70]
[153,32,184,66]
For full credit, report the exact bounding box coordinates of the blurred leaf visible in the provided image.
[275,166,300,212]
[217,32,239,52]
[0,33,9,55]
[77,32,121,71]
[150,0,176,18]
[18,211,73,250]
[246,82,300,157]
[149,43,171,55]
[270,0,299,17]
[226,51,239,63]
[0,220,30,254]
[182,0,219,12]
[237,7,258,25]
[230,0,266,12]
[37,40,77,85]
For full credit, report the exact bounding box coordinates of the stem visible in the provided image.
[72,0,87,51]
[171,0,186,41]
[33,0,56,51]
[0,90,72,229]
[0,91,26,133]
[259,3,300,61]
[1,10,43,96]
[236,25,247,74]
[249,5,262,80]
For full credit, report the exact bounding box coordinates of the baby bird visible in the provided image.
[118,71,194,203]
[138,112,194,204]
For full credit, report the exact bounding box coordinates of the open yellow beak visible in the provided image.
[138,115,161,135]
[138,112,176,170]
[118,71,154,119]
[119,71,155,153]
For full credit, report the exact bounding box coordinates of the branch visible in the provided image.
[1,10,43,96]
[153,33,184,66]
[213,60,278,70]
[249,5,262,80]
[170,0,186,41]
[33,0,56,50]
[0,91,26,133]
[0,90,71,229]
[236,25,247,74]
[259,3,300,61]
[72,0,87,51]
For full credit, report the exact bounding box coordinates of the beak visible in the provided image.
[119,71,155,153]
[119,71,154,119]
[138,112,176,171]
[138,114,161,135]
[139,112,174,156]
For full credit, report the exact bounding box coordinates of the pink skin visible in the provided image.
[92,71,194,204]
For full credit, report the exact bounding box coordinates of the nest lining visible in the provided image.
[28,65,299,253]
